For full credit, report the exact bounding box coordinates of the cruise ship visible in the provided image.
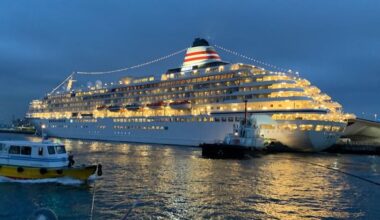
[27,38,352,151]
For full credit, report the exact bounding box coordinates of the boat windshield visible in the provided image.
[47,146,56,154]
[0,143,6,153]
[9,146,21,154]
[55,145,66,154]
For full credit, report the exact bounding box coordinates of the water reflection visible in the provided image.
[0,182,93,219]
[252,155,355,219]
[0,133,378,219]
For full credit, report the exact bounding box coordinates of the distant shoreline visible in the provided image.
[0,128,35,135]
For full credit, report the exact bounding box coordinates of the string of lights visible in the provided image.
[76,48,187,75]
[50,43,298,94]
[213,44,291,73]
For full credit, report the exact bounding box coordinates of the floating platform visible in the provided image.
[200,142,300,159]
[0,128,35,135]
[200,143,254,159]
[325,144,380,155]
[201,141,380,159]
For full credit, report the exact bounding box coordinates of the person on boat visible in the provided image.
[68,151,75,167]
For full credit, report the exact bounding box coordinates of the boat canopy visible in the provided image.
[0,141,69,168]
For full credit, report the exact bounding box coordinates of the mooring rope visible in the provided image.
[258,155,380,187]
[90,160,101,220]
[90,181,96,220]
[120,192,146,220]
[293,158,380,187]
[89,178,97,220]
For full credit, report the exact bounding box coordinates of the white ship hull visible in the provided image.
[33,117,236,146]
[31,114,344,152]
[264,125,342,151]
[257,115,344,151]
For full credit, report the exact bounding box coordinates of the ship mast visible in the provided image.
[66,72,76,92]
[244,99,248,125]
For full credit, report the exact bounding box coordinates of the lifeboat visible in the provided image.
[125,103,142,111]
[169,100,192,109]
[0,140,102,181]
[146,101,167,110]
[96,105,107,111]
[108,105,122,112]
[80,113,93,118]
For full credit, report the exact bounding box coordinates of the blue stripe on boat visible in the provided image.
[0,156,67,162]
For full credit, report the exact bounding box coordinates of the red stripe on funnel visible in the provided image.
[184,55,221,62]
[185,51,218,57]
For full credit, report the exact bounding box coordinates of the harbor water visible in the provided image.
[0,133,379,219]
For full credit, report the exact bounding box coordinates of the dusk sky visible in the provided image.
[0,0,379,123]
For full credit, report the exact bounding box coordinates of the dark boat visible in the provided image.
[108,105,122,112]
[96,105,107,111]
[81,113,93,118]
[169,100,191,109]
[125,103,142,111]
[200,143,252,159]
[146,101,167,109]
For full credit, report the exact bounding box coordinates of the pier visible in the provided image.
[0,127,35,135]
[330,117,380,154]
[326,143,380,155]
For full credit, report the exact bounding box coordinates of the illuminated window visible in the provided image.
[279,124,297,130]
[260,124,275,130]
[315,125,323,131]
[299,124,314,131]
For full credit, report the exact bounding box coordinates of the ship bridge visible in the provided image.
[342,118,380,145]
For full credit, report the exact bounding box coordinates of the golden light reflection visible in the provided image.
[250,156,355,219]
[17,136,367,219]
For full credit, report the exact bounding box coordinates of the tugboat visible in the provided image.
[201,101,269,158]
[0,140,102,181]
[201,116,269,158]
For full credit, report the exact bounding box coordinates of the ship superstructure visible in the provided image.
[27,38,353,151]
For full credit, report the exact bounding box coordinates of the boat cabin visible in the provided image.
[223,115,267,149]
[0,140,69,168]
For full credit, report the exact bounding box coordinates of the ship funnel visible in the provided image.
[181,38,223,71]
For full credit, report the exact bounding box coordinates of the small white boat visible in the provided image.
[0,140,102,181]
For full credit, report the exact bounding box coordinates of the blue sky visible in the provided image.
[0,0,379,123]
